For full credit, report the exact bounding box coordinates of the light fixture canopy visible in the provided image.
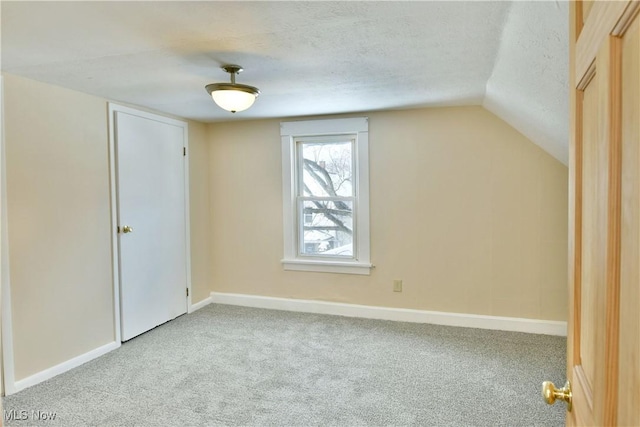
[205,65,260,113]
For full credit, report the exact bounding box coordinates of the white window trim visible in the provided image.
[281,117,371,275]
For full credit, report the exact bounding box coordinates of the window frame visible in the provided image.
[281,117,371,275]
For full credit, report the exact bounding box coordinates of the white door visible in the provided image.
[113,108,188,341]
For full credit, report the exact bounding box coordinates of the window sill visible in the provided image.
[281,259,373,275]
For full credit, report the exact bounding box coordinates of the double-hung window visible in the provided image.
[281,117,371,275]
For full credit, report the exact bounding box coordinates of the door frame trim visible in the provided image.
[0,74,17,396]
[107,103,192,343]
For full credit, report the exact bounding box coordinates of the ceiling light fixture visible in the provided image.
[205,65,260,113]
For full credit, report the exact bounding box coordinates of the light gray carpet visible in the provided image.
[3,304,567,426]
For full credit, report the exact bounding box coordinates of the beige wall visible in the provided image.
[188,121,211,304]
[207,106,569,321]
[3,74,114,380]
[2,74,210,381]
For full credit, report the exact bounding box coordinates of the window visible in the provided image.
[298,136,354,257]
[281,117,371,275]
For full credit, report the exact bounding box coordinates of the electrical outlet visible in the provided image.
[393,279,403,292]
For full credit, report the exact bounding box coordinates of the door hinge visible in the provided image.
[183,147,186,156]
[186,288,189,297]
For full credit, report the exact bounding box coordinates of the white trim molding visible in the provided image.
[280,117,371,275]
[280,259,373,275]
[188,295,213,313]
[0,74,15,397]
[210,292,567,336]
[107,103,122,343]
[10,341,120,395]
[6,295,214,394]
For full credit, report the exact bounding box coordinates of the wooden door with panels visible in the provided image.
[542,1,640,425]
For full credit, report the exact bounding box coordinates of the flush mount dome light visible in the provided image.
[205,65,260,113]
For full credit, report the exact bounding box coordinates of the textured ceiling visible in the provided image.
[484,1,569,164]
[0,1,568,164]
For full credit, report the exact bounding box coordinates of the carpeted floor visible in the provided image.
[3,304,567,426]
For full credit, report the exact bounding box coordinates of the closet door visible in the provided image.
[112,106,188,341]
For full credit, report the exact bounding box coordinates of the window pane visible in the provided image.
[301,140,353,197]
[300,200,353,257]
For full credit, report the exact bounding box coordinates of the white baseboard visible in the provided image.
[210,292,567,336]
[9,341,120,395]
[189,295,213,313]
[8,296,212,395]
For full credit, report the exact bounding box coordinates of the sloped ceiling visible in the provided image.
[0,1,568,164]
[484,1,569,164]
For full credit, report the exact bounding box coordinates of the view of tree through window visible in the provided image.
[297,138,354,257]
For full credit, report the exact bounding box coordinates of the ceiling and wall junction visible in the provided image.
[1,1,568,163]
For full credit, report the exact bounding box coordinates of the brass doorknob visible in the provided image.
[121,225,133,234]
[542,380,572,412]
